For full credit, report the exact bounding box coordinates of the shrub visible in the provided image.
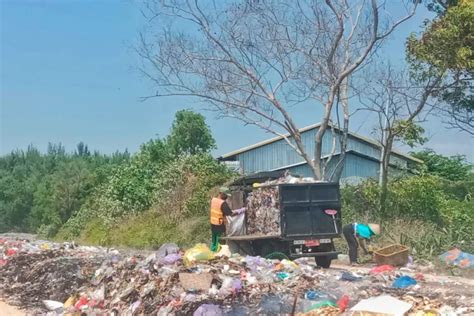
[341,175,474,258]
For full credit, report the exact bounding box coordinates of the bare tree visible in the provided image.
[138,0,418,180]
[357,63,442,211]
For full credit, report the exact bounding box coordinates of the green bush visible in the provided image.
[63,154,233,248]
[342,175,474,258]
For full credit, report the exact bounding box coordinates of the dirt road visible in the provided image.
[0,301,25,316]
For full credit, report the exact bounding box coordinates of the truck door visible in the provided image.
[280,183,341,238]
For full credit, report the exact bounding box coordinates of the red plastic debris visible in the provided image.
[415,273,425,281]
[74,296,89,310]
[337,294,350,311]
[6,248,18,256]
[369,264,395,274]
[0,259,7,266]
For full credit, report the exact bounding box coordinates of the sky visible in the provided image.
[1,0,473,162]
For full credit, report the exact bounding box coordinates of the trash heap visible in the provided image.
[246,185,280,235]
[1,236,473,315]
[245,175,317,236]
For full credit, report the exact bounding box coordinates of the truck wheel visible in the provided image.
[315,256,332,268]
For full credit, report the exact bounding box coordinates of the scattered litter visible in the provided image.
[393,275,418,289]
[0,235,472,315]
[369,264,396,274]
[193,303,223,316]
[336,294,349,311]
[440,248,474,269]
[42,300,63,311]
[351,295,412,316]
[306,300,338,311]
[305,290,330,301]
[215,244,231,258]
[156,243,180,259]
[159,253,181,265]
[340,271,362,282]
[183,243,215,266]
[179,273,213,291]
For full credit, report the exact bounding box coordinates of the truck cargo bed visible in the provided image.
[221,233,280,241]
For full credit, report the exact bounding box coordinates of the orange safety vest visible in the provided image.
[210,197,225,225]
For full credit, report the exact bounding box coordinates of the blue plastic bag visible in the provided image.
[392,275,417,289]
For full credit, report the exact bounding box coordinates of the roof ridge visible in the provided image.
[218,123,423,163]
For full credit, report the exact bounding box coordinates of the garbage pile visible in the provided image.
[1,236,473,315]
[246,186,280,235]
[245,175,317,236]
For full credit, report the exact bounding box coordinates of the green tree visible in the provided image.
[167,110,216,156]
[411,149,472,181]
[407,0,473,134]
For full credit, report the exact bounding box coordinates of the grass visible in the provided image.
[72,211,211,249]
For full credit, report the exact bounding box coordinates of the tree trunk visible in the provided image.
[331,79,350,182]
[379,134,394,214]
[314,89,337,180]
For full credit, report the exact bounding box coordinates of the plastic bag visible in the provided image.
[184,244,215,267]
[43,300,63,312]
[159,253,181,265]
[215,244,231,258]
[392,275,417,289]
[439,248,474,269]
[340,271,362,282]
[156,243,180,259]
[226,213,246,236]
[193,304,223,316]
[337,295,350,312]
[369,264,395,274]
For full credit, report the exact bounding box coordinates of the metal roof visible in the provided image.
[218,123,423,164]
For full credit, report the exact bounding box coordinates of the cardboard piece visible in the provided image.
[179,273,213,291]
[350,295,412,316]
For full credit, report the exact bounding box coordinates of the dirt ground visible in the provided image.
[0,300,25,316]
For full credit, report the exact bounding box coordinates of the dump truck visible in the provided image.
[223,172,342,268]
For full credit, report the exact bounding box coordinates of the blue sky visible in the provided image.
[1,0,472,161]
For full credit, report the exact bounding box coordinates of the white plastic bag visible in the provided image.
[226,213,246,236]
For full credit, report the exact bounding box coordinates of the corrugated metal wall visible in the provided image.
[285,152,380,181]
[229,127,412,181]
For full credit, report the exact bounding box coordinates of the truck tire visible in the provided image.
[315,256,332,268]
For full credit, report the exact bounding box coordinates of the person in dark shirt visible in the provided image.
[210,187,246,252]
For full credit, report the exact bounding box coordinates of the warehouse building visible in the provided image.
[218,123,422,183]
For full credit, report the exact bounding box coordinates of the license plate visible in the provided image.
[293,239,331,245]
[304,240,320,247]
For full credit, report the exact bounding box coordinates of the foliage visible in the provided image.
[342,174,474,257]
[411,149,472,181]
[409,0,473,71]
[0,144,129,235]
[65,154,233,248]
[167,110,216,156]
[419,0,459,15]
[392,120,428,147]
[407,0,473,133]
[1,109,223,240]
[58,110,232,240]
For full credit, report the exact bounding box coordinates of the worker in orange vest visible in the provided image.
[210,187,246,252]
